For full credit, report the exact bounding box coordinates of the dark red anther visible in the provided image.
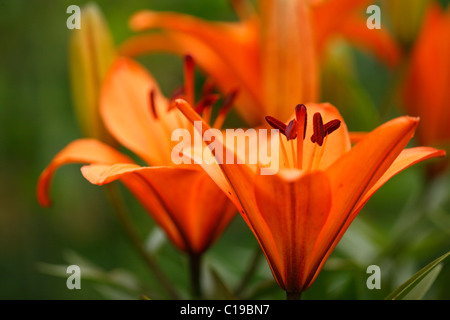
[149,89,158,119]
[195,94,220,114]
[201,77,215,97]
[286,119,298,141]
[311,112,324,146]
[184,54,195,70]
[295,104,307,140]
[183,54,195,105]
[324,119,341,135]
[311,119,341,143]
[265,116,287,136]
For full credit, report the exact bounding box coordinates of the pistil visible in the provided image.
[295,104,307,169]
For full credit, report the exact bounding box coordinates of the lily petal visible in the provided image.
[36,139,134,207]
[129,10,259,84]
[402,3,450,146]
[334,14,402,67]
[129,10,262,123]
[119,32,263,125]
[260,0,319,122]
[254,170,331,293]
[174,98,282,263]
[81,163,236,254]
[100,57,186,165]
[354,146,446,217]
[305,146,445,288]
[312,0,401,67]
[307,116,419,287]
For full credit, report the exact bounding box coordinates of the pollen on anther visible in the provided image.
[265,116,287,135]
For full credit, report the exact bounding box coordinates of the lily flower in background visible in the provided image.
[401,2,450,175]
[383,0,431,48]
[69,3,116,143]
[37,57,237,298]
[175,99,445,299]
[120,0,401,126]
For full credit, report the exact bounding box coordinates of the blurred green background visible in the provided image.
[0,0,449,300]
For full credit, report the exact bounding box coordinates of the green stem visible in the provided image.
[234,246,264,297]
[286,291,302,300]
[189,253,202,299]
[104,184,180,299]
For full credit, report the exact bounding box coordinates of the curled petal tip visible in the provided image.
[129,10,156,31]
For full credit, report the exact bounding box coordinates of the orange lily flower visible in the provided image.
[174,99,445,298]
[402,2,450,171]
[37,57,237,260]
[120,0,401,126]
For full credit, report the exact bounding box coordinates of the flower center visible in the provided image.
[159,54,237,130]
[265,104,341,171]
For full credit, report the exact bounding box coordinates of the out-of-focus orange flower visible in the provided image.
[402,3,450,151]
[120,0,401,126]
[175,99,445,298]
[37,57,237,256]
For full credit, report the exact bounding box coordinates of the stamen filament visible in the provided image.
[183,55,195,106]
[313,135,327,170]
[213,90,238,129]
[307,143,318,172]
[279,133,290,169]
[290,139,296,170]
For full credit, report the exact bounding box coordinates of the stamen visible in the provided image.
[183,54,195,105]
[324,119,341,135]
[201,77,215,97]
[195,94,220,114]
[286,119,298,141]
[279,133,290,168]
[311,113,324,146]
[149,89,158,119]
[265,116,287,136]
[213,89,239,129]
[312,135,327,170]
[295,104,307,170]
[311,119,341,143]
[295,104,307,140]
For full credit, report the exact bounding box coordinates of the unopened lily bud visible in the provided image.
[69,3,115,142]
[383,0,430,47]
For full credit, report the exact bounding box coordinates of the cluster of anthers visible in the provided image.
[265,104,341,171]
[149,54,238,131]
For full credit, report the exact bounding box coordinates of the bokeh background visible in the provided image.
[1,0,449,299]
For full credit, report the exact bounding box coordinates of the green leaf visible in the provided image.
[203,263,236,300]
[385,251,450,300]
